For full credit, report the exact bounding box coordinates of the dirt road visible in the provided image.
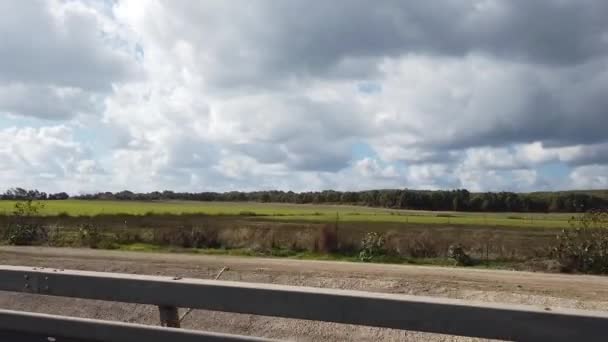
[1,246,608,341]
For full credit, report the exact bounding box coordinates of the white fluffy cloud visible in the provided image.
[0,0,139,120]
[0,125,105,191]
[1,1,608,193]
[570,166,608,189]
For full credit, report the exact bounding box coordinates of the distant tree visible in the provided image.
[260,193,271,203]
[549,197,563,212]
[452,196,463,211]
[48,192,69,200]
[481,198,492,212]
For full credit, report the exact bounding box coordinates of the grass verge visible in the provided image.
[114,242,524,270]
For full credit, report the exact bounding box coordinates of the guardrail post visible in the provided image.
[158,306,180,328]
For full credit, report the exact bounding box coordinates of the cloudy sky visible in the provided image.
[1,0,608,194]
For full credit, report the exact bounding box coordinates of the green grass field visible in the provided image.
[0,200,578,228]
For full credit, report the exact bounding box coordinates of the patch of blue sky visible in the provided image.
[351,141,377,160]
[538,162,570,179]
[357,82,382,94]
[0,114,49,129]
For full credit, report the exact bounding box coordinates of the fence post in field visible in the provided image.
[158,305,180,328]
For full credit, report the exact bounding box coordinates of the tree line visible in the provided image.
[1,188,69,200]
[72,189,607,213]
[3,187,606,213]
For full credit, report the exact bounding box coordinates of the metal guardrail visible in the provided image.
[0,309,274,342]
[1,265,608,341]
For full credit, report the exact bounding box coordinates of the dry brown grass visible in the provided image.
[0,214,559,263]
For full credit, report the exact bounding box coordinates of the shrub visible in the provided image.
[172,229,194,248]
[408,231,442,258]
[5,223,48,245]
[12,200,45,217]
[553,209,608,274]
[5,200,47,245]
[316,225,338,253]
[97,237,119,250]
[359,232,386,262]
[115,230,143,244]
[154,227,221,249]
[150,228,188,247]
[192,228,220,248]
[448,244,473,266]
[48,227,77,247]
[78,224,102,248]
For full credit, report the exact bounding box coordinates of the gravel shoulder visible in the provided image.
[2,246,608,341]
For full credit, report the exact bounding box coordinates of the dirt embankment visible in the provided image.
[1,246,608,341]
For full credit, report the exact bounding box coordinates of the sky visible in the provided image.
[1,0,608,194]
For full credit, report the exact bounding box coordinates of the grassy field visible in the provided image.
[0,200,577,228]
[0,199,582,271]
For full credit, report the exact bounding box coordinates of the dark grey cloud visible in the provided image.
[284,138,352,172]
[0,85,100,120]
[229,143,288,165]
[166,0,608,87]
[155,0,608,163]
[417,60,608,150]
[0,1,136,91]
[163,140,217,171]
[561,143,608,166]
[0,1,139,120]
[228,139,352,173]
[275,1,608,66]
[213,94,369,171]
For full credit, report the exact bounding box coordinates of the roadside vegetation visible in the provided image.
[4,200,47,246]
[1,198,607,274]
[553,209,608,274]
